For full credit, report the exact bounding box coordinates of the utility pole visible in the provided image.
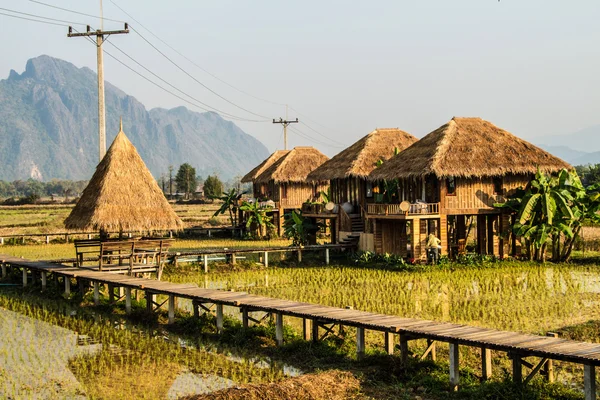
[273,104,298,150]
[67,18,129,162]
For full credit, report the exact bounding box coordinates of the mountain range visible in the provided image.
[0,55,269,181]
[535,125,600,166]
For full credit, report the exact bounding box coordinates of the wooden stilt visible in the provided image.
[242,307,249,328]
[108,284,114,303]
[1,263,6,279]
[216,304,224,334]
[146,291,154,313]
[356,327,365,359]
[64,277,71,296]
[584,364,596,400]
[41,271,47,291]
[512,354,522,384]
[22,268,27,287]
[231,253,236,265]
[449,342,460,390]
[264,251,269,268]
[312,319,319,342]
[275,312,284,346]
[303,319,312,341]
[298,249,302,262]
[325,248,330,265]
[93,282,100,305]
[384,332,394,355]
[125,287,132,314]
[482,347,492,381]
[545,332,558,382]
[400,334,409,364]
[203,255,208,273]
[168,295,175,324]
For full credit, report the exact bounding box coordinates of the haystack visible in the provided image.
[64,123,184,232]
[308,128,417,181]
[254,146,329,184]
[241,150,290,183]
[370,117,571,180]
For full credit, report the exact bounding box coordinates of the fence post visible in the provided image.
[303,319,312,341]
[298,249,302,262]
[0,237,3,245]
[1,263,5,279]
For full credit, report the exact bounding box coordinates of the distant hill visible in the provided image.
[0,55,269,181]
[536,125,600,166]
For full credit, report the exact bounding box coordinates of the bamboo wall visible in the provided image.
[443,174,531,212]
[278,182,328,208]
[374,220,408,256]
[331,178,369,211]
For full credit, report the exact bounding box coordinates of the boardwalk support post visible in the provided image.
[22,268,27,287]
[93,282,100,305]
[168,294,175,324]
[125,287,132,314]
[545,332,558,382]
[264,251,269,268]
[275,312,284,346]
[216,304,224,334]
[356,327,365,359]
[203,255,208,273]
[242,307,249,328]
[384,332,394,355]
[512,354,522,384]
[584,364,596,400]
[325,248,330,265]
[64,277,71,296]
[1,263,6,279]
[302,319,311,341]
[482,347,492,381]
[41,271,47,291]
[312,319,319,342]
[449,342,460,390]
[146,291,154,313]
[399,333,409,364]
[298,249,302,262]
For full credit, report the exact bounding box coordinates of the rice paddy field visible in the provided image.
[2,205,600,398]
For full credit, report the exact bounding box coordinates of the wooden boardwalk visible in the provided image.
[1,254,598,398]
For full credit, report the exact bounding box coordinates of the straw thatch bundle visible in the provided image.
[64,126,184,232]
[241,150,290,183]
[254,146,329,184]
[307,128,417,181]
[369,117,571,180]
[180,370,361,400]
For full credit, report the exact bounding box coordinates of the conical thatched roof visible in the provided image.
[65,125,184,232]
[241,150,290,183]
[254,146,329,184]
[370,117,571,180]
[307,128,418,180]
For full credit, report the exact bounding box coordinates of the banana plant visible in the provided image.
[283,210,321,246]
[239,200,274,239]
[213,188,243,227]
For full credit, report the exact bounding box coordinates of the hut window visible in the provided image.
[493,177,503,194]
[281,184,288,199]
[446,177,456,195]
[366,181,373,198]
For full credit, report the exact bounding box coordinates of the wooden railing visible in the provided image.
[339,207,353,232]
[367,202,440,216]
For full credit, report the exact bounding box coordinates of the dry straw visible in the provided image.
[254,146,329,184]
[64,125,184,232]
[308,128,418,180]
[241,150,290,183]
[369,117,571,180]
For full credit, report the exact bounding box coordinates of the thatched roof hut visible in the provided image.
[307,128,418,181]
[254,146,329,184]
[370,117,571,180]
[65,124,184,232]
[241,150,290,183]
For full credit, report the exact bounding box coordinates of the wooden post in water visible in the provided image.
[125,287,132,314]
[481,347,492,381]
[356,327,365,359]
[168,295,175,324]
[41,271,47,291]
[216,304,224,334]
[449,342,460,390]
[385,332,394,355]
[584,364,596,400]
[275,312,284,346]
[93,282,100,305]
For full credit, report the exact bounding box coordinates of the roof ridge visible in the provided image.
[348,129,378,175]
[430,119,457,173]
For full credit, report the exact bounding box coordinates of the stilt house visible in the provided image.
[243,146,329,233]
[368,117,570,260]
[305,128,418,246]
[241,150,290,199]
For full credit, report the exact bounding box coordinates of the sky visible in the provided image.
[1,0,599,156]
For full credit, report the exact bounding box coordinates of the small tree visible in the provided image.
[175,163,197,199]
[283,210,321,246]
[239,201,274,239]
[213,188,243,227]
[204,175,223,198]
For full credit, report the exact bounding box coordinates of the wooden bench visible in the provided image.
[74,239,173,279]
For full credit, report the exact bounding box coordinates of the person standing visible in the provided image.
[427,233,441,264]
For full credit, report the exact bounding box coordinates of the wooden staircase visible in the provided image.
[349,214,364,233]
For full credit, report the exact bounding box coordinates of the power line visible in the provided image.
[288,125,344,149]
[29,0,125,23]
[129,25,271,120]
[0,7,88,26]
[109,0,287,107]
[0,10,67,26]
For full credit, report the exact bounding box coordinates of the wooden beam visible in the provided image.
[1,263,6,279]
[203,254,208,273]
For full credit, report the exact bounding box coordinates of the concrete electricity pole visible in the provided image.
[67,16,128,162]
[273,106,298,150]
